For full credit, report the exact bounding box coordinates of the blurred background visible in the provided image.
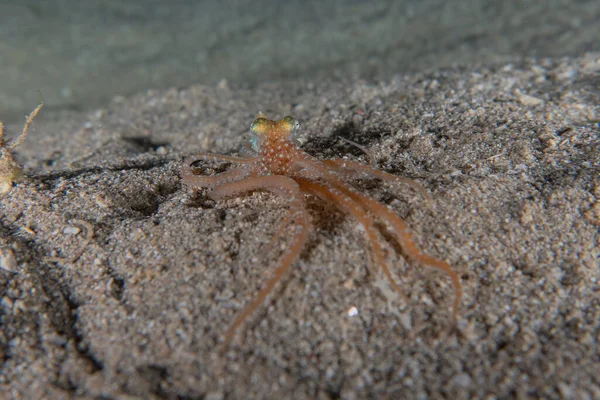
[1,0,598,123]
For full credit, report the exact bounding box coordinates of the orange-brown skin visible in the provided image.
[182,112,462,351]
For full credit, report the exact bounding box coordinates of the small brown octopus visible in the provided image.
[182,112,462,349]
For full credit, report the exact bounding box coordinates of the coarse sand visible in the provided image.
[1,54,599,399]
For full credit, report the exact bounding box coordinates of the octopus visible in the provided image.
[182,112,462,349]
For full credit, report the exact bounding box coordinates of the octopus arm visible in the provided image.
[297,178,408,301]
[341,188,462,319]
[185,151,255,164]
[322,159,433,205]
[210,175,312,349]
[294,158,459,317]
[181,156,255,189]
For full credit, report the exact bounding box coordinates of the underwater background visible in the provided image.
[1,0,598,122]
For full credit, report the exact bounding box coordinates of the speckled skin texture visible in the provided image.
[1,54,599,399]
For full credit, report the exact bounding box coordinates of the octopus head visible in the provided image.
[250,112,300,151]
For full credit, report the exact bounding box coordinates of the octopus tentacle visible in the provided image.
[295,158,459,317]
[185,151,255,164]
[322,159,433,205]
[181,156,255,189]
[339,187,462,319]
[336,137,376,166]
[210,175,311,350]
[297,178,407,299]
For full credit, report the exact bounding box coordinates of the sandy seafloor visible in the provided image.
[0,51,598,398]
[1,0,600,398]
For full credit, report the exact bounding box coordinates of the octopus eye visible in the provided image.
[251,118,267,135]
[291,120,300,137]
[281,116,300,135]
